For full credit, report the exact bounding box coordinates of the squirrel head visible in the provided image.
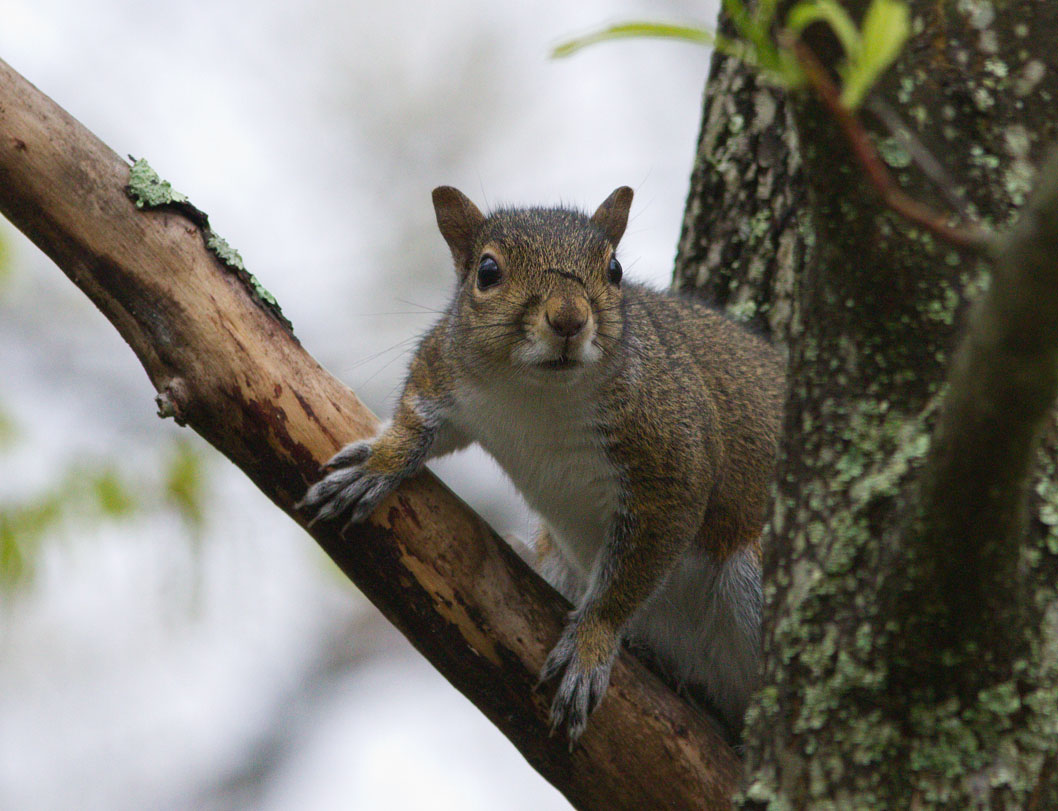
[431,185,634,382]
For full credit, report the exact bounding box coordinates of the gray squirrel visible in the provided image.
[299,186,784,739]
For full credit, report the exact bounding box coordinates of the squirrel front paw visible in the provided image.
[539,613,619,742]
[297,440,404,529]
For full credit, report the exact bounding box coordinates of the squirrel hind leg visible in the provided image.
[532,524,585,605]
[686,544,763,734]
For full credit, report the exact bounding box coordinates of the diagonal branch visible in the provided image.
[917,148,1058,653]
[0,58,740,809]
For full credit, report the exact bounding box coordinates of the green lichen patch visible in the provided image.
[823,397,936,508]
[877,136,912,169]
[206,232,282,311]
[743,379,1058,807]
[127,158,189,209]
[126,158,292,333]
[900,645,1058,803]
[205,231,246,272]
[728,298,759,321]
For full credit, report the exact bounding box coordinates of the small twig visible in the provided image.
[866,98,971,219]
[784,34,993,252]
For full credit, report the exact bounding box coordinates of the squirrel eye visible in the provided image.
[607,256,623,286]
[477,256,502,290]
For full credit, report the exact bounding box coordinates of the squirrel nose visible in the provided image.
[545,297,589,338]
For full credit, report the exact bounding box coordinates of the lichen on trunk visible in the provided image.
[678,0,1058,806]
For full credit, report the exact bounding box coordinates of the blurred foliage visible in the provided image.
[0,179,214,596]
[553,0,909,111]
[0,409,16,450]
[164,438,207,531]
[0,197,212,596]
[0,426,210,595]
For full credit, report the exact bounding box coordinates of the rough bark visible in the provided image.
[674,37,807,347]
[672,1,1058,807]
[0,58,741,810]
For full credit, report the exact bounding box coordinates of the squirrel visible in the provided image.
[299,185,785,740]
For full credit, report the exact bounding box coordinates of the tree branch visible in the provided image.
[0,58,739,808]
[918,148,1058,652]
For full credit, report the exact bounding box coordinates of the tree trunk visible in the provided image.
[675,1,1058,806]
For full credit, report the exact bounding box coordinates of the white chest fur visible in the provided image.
[450,378,620,577]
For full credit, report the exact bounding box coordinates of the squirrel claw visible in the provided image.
[323,440,372,471]
[298,440,401,529]
[539,618,616,742]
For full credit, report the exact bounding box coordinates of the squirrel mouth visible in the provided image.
[539,356,577,370]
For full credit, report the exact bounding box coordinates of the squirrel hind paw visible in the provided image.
[539,625,616,742]
[546,661,612,744]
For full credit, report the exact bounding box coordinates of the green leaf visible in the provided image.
[840,0,910,108]
[0,438,212,595]
[551,21,713,58]
[720,0,758,43]
[786,0,862,59]
[550,11,808,89]
[0,496,62,591]
[550,18,771,84]
[549,0,908,106]
[723,0,781,72]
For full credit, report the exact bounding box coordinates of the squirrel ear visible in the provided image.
[590,186,634,246]
[432,186,487,275]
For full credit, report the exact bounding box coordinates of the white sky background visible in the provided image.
[0,0,717,808]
